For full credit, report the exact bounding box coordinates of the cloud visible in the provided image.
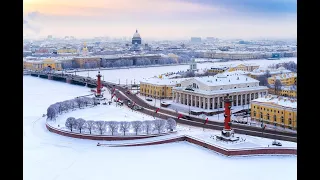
[27,11,41,20]
[23,11,42,37]
[22,0,296,39]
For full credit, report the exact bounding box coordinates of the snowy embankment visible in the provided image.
[24,74,297,180]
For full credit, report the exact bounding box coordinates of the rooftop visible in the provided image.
[192,73,258,87]
[271,73,297,80]
[251,95,297,109]
[140,77,189,86]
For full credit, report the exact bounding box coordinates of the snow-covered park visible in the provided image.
[74,57,297,84]
[24,75,296,180]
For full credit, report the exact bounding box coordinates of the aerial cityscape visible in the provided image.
[23,0,297,180]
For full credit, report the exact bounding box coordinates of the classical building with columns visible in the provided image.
[172,72,269,112]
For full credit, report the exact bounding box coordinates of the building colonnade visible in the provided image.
[172,90,268,110]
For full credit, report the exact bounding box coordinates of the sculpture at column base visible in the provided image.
[215,94,240,142]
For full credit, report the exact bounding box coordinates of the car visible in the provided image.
[183,115,192,120]
[272,140,282,146]
[146,98,153,101]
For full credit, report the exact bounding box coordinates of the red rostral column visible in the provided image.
[96,71,102,96]
[224,94,232,130]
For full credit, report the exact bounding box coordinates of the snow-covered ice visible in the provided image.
[24,75,297,180]
[74,57,297,84]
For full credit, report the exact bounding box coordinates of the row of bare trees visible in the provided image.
[47,97,96,120]
[65,118,177,136]
[268,61,297,73]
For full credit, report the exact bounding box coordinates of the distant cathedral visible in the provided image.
[130,30,142,51]
[132,29,142,45]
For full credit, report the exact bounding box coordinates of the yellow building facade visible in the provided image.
[23,59,62,71]
[207,67,228,74]
[268,86,297,98]
[140,78,184,99]
[251,95,297,130]
[57,48,77,54]
[268,73,297,86]
[73,57,101,68]
[140,83,174,99]
[228,64,260,72]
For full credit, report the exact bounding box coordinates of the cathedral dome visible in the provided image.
[133,30,141,38]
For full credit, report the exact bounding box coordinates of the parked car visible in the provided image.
[146,98,153,101]
[183,115,192,120]
[272,140,282,146]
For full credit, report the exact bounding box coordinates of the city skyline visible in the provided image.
[23,0,297,40]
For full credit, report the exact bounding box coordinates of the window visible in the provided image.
[264,108,265,110]
[260,112,263,119]
[282,111,283,114]
[274,115,277,122]
[289,118,292,125]
[281,116,284,123]
[254,106,255,109]
[267,113,270,120]
[278,111,280,113]
[254,111,256,117]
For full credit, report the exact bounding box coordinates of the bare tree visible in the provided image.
[274,79,282,95]
[85,120,95,134]
[75,97,84,109]
[70,99,77,110]
[131,121,143,135]
[82,97,94,107]
[143,120,154,134]
[65,117,76,132]
[265,70,271,78]
[257,74,269,87]
[75,118,86,133]
[184,71,195,78]
[95,121,106,135]
[119,121,131,136]
[46,106,57,120]
[108,121,119,136]
[63,100,73,112]
[166,118,177,131]
[56,102,64,114]
[153,119,166,134]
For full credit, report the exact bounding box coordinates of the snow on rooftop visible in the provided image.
[272,73,297,80]
[140,77,187,85]
[194,73,258,86]
[251,95,297,109]
[174,86,268,96]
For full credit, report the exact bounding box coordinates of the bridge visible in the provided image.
[29,71,297,142]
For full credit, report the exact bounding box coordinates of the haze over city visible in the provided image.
[23,0,297,40]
